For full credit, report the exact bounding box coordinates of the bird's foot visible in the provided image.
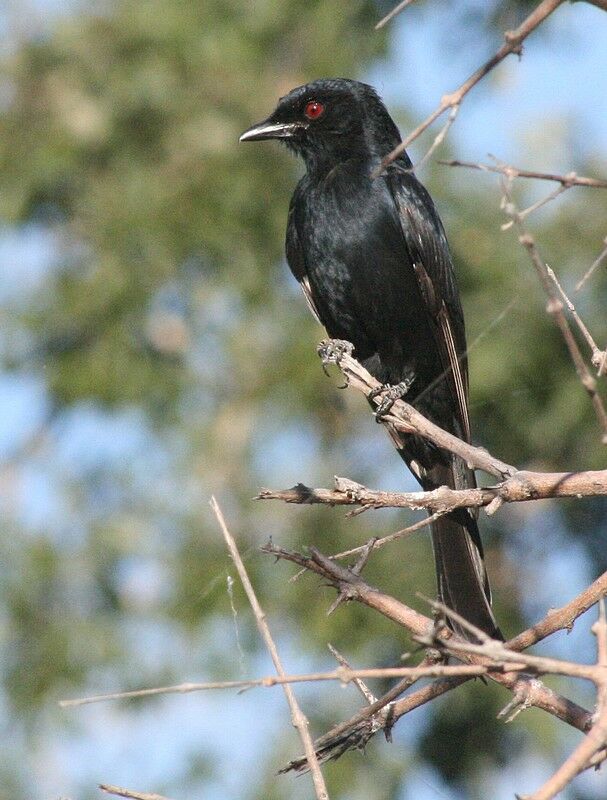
[317,339,355,380]
[369,376,414,420]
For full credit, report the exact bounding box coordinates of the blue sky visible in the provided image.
[368,1,607,170]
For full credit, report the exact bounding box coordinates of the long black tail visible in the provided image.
[425,459,502,640]
[387,424,502,641]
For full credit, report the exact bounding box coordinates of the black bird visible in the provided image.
[240,78,501,639]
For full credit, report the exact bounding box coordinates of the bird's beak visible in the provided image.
[239,119,305,142]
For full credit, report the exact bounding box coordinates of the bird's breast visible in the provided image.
[294,170,440,383]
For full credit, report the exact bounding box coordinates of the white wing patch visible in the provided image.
[412,261,471,444]
[300,276,322,324]
[437,303,471,443]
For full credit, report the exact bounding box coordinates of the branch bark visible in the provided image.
[320,346,515,478]
[295,572,607,775]
[441,160,607,189]
[262,544,594,734]
[257,469,607,514]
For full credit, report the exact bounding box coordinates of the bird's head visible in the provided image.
[239,78,408,175]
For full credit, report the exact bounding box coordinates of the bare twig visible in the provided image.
[545,265,606,370]
[442,158,607,299]
[440,159,607,189]
[285,509,431,584]
[376,0,567,172]
[327,510,444,561]
[576,237,607,292]
[61,663,497,709]
[375,0,418,29]
[420,599,596,682]
[414,105,459,170]
[500,183,568,230]
[99,786,172,800]
[501,185,607,442]
[257,469,607,515]
[327,644,376,704]
[210,498,329,800]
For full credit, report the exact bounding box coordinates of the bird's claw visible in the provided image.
[317,339,355,380]
[369,377,414,420]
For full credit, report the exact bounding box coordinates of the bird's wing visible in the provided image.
[286,190,323,325]
[387,168,471,442]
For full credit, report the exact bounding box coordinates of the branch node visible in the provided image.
[334,475,366,500]
[498,678,541,723]
[545,297,564,315]
[504,29,523,47]
[439,92,458,110]
[563,170,578,187]
[485,495,504,515]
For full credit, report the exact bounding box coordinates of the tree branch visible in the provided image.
[509,570,607,651]
[376,0,568,172]
[319,345,515,478]
[262,544,594,733]
[375,0,418,29]
[576,237,607,292]
[520,602,607,800]
[440,159,607,189]
[257,469,607,514]
[267,543,606,777]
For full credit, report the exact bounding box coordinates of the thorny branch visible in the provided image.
[264,543,607,784]
[257,469,607,515]
[376,0,569,172]
[276,346,605,515]
[66,569,607,800]
[262,544,593,726]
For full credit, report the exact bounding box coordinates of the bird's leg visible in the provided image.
[369,372,415,420]
[317,339,355,380]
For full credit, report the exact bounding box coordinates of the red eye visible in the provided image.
[304,101,324,120]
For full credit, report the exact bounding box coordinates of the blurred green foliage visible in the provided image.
[0,1,606,799]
